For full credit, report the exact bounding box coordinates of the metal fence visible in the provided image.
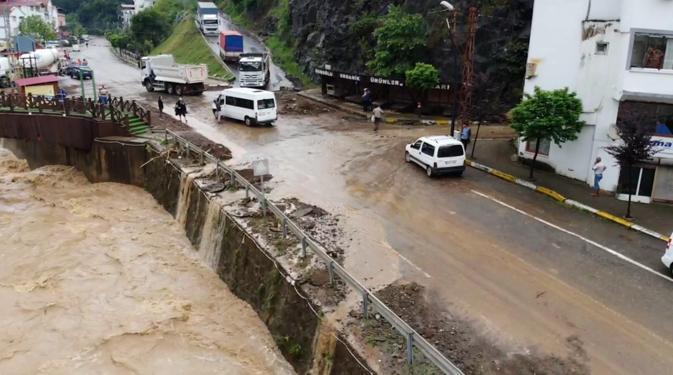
[0,92,152,126]
[155,128,464,375]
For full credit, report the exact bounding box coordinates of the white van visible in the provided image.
[216,88,277,126]
[405,135,466,177]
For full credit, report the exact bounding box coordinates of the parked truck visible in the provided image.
[218,31,243,62]
[238,53,270,88]
[140,54,208,95]
[197,2,220,36]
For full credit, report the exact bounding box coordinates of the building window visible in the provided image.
[525,138,551,156]
[630,33,673,70]
[596,41,609,55]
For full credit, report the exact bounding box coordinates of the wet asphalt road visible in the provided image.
[204,12,293,90]
[77,39,673,374]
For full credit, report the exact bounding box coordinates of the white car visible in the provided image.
[72,44,81,52]
[405,136,466,177]
[661,233,673,275]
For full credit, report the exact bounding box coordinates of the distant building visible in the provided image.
[133,0,155,14]
[0,0,60,44]
[521,0,673,203]
[120,3,134,29]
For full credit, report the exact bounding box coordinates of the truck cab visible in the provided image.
[239,53,270,88]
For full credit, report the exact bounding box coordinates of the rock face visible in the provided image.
[232,0,533,115]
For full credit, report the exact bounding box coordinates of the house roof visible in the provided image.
[15,74,59,87]
[0,0,48,10]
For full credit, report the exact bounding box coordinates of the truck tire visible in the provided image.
[144,80,154,92]
[166,83,175,95]
[175,85,184,96]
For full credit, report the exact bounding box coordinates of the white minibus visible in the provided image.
[216,88,277,126]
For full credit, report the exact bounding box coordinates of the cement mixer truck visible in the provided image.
[18,48,62,75]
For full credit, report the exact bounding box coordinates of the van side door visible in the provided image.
[420,142,436,167]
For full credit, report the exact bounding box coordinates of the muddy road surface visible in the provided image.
[78,40,673,374]
[0,146,294,374]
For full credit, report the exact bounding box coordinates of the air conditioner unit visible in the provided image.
[525,62,538,79]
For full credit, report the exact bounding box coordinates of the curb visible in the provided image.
[465,160,671,243]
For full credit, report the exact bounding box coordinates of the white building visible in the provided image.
[121,3,135,29]
[0,0,60,43]
[522,0,673,203]
[134,0,155,14]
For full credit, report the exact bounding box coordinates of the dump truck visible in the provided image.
[218,31,243,62]
[140,54,207,95]
[238,53,270,88]
[197,2,219,36]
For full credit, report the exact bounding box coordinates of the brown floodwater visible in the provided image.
[0,146,295,374]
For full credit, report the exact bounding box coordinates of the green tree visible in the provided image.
[605,112,658,218]
[130,8,171,53]
[405,62,439,104]
[511,87,585,179]
[367,6,428,77]
[19,16,57,42]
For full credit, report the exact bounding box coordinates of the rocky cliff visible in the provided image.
[223,0,533,115]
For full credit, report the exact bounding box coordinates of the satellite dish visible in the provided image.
[607,124,619,141]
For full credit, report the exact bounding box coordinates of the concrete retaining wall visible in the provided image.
[2,136,371,374]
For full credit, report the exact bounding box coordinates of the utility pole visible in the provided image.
[458,6,478,130]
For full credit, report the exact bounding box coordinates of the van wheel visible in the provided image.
[144,81,154,92]
[405,152,411,163]
[426,166,433,177]
[244,117,253,126]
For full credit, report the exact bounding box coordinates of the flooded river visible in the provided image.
[0,146,294,374]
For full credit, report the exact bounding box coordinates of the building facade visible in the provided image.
[522,0,673,203]
[0,0,60,43]
[120,3,134,29]
[133,0,155,14]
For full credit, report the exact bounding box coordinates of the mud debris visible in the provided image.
[359,282,590,375]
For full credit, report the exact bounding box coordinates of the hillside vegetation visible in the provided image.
[152,16,235,81]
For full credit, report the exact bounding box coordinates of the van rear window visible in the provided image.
[257,99,275,109]
[438,145,464,158]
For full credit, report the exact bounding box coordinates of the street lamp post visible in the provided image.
[439,1,460,138]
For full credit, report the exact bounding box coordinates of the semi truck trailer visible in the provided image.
[218,31,243,62]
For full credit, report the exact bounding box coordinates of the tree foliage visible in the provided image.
[406,63,439,91]
[367,6,428,77]
[130,9,171,53]
[19,16,57,42]
[605,112,658,217]
[53,0,125,34]
[511,87,585,178]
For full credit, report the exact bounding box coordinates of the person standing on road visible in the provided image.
[373,104,383,132]
[158,96,164,117]
[362,88,372,112]
[211,95,221,120]
[460,123,472,150]
[592,157,607,196]
[175,97,187,123]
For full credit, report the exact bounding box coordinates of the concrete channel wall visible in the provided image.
[1,134,371,374]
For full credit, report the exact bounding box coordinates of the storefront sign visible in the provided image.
[652,136,673,159]
[338,73,360,81]
[370,77,404,87]
[315,68,333,77]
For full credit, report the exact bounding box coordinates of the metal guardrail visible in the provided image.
[155,128,464,375]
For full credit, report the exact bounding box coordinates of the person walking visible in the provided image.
[158,96,164,118]
[592,157,606,196]
[211,95,221,120]
[460,123,472,150]
[362,88,372,112]
[373,104,383,132]
[175,97,187,123]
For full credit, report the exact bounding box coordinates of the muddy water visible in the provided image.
[0,147,295,374]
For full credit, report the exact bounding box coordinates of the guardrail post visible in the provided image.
[245,185,249,199]
[282,218,287,238]
[229,171,235,187]
[406,332,414,365]
[261,196,267,216]
[362,291,369,319]
[328,260,334,286]
[301,237,307,258]
[199,150,204,165]
[185,144,190,159]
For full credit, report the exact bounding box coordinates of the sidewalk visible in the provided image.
[469,139,673,237]
[299,88,456,126]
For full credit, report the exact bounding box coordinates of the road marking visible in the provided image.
[379,240,432,279]
[471,189,673,284]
